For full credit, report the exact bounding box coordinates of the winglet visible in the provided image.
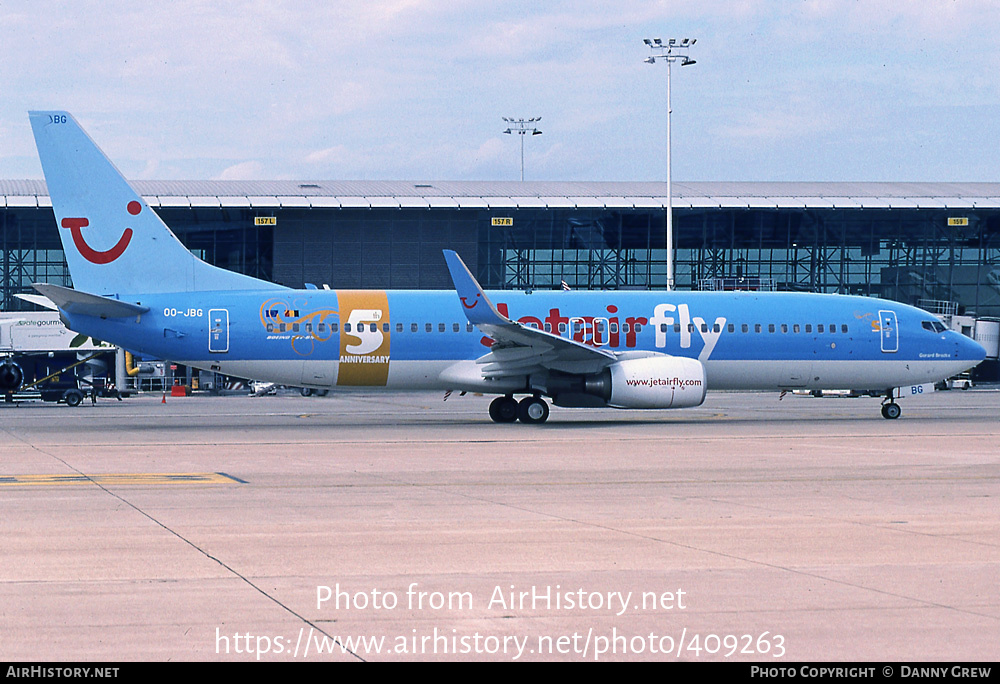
[442,250,511,326]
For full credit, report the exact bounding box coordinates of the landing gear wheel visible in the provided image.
[488,396,518,423]
[881,402,901,420]
[300,388,314,397]
[517,396,550,424]
[62,389,84,407]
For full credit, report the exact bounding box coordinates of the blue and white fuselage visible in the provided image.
[58,288,981,393]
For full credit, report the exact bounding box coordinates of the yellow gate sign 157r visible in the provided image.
[255,217,277,226]
[492,217,513,227]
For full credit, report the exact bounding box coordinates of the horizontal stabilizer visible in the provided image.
[14,293,58,310]
[33,283,149,318]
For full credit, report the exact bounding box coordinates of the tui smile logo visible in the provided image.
[60,200,139,264]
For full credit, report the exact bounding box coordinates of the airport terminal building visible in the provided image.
[7,180,1000,379]
[4,178,1000,306]
[4,178,1000,374]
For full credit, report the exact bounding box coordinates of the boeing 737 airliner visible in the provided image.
[26,111,986,422]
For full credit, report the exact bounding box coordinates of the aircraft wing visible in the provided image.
[33,283,149,318]
[443,250,616,377]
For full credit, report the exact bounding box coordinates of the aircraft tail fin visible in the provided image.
[29,111,283,296]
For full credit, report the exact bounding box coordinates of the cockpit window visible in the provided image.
[921,320,947,333]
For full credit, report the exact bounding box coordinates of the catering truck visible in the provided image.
[0,311,116,404]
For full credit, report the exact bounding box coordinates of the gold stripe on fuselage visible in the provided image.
[336,290,391,386]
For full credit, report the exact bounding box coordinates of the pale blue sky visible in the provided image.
[1,0,998,183]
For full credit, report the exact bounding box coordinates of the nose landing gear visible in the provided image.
[880,402,901,419]
[881,389,901,419]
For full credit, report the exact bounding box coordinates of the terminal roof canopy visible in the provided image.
[3,179,1000,210]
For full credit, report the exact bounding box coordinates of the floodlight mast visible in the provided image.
[643,37,696,291]
[502,117,542,181]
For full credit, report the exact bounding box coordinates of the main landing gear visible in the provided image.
[881,390,901,420]
[489,394,550,424]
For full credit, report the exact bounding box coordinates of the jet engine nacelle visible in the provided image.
[547,355,707,409]
[607,356,707,409]
[0,359,25,393]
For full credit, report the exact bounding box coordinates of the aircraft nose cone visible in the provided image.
[959,334,987,363]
